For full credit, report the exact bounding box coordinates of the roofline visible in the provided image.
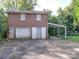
[5,10,49,14]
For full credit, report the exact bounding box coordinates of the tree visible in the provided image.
[71,0,79,29]
[57,8,66,25]
[57,7,75,35]
[0,0,37,11]
[66,14,74,35]
[0,9,7,39]
[47,10,58,23]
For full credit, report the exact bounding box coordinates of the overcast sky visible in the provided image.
[35,0,71,15]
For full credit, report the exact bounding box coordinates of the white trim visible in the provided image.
[20,14,26,21]
[48,23,66,28]
[36,14,41,21]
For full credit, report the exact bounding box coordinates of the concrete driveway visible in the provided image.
[0,37,79,59]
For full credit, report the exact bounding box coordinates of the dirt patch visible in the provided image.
[0,37,79,59]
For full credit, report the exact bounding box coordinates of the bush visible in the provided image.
[0,9,7,40]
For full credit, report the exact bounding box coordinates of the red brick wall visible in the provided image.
[8,13,48,28]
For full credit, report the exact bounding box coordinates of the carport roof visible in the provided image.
[48,23,67,38]
[48,23,66,28]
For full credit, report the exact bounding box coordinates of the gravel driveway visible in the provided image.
[0,37,79,59]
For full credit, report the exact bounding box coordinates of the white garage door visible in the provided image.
[42,27,46,39]
[16,28,30,38]
[32,27,46,39]
[32,27,37,39]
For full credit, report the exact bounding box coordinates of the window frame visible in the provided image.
[20,14,26,21]
[36,14,41,21]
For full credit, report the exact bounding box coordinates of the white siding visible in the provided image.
[42,27,46,39]
[32,27,37,39]
[16,28,30,38]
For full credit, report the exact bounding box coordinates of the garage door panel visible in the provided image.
[16,28,30,38]
[42,27,46,39]
[32,27,47,39]
[32,27,37,39]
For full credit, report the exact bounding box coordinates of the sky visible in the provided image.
[35,0,71,15]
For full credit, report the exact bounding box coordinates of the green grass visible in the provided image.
[67,36,79,42]
[0,48,4,53]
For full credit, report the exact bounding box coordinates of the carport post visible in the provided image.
[65,26,67,39]
[58,28,59,37]
[54,28,55,36]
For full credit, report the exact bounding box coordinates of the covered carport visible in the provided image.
[48,23,67,38]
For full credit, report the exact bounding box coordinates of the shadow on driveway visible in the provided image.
[0,37,79,59]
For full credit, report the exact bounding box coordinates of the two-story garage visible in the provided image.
[7,10,48,39]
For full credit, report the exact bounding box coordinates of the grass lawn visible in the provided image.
[67,36,79,42]
[0,48,4,54]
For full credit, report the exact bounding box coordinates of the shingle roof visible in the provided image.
[6,10,48,14]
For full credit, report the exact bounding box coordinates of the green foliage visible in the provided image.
[48,10,58,24]
[71,0,79,28]
[48,10,58,36]
[56,8,74,35]
[1,0,37,11]
[48,16,58,23]
[67,36,79,42]
[65,14,74,35]
[48,27,58,36]
[57,8,65,24]
[0,9,7,39]
[17,0,37,10]
[48,7,75,36]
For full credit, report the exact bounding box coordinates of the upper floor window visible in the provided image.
[20,14,26,21]
[36,14,41,21]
